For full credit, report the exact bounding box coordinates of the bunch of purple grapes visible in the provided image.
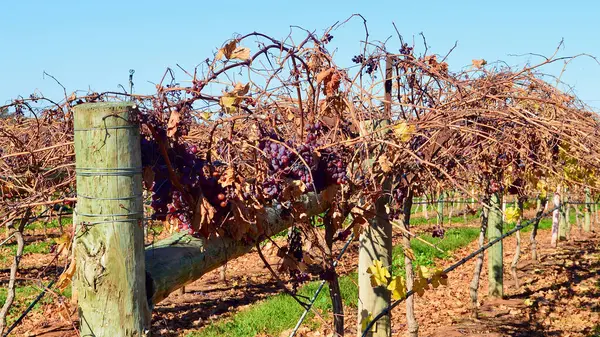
[258,122,347,201]
[324,155,347,185]
[351,54,379,75]
[142,136,217,234]
[432,225,445,238]
[388,187,407,220]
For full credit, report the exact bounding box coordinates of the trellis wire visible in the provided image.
[2,280,56,337]
[360,202,562,337]
[289,232,355,337]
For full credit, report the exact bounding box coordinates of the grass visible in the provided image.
[196,279,358,337]
[392,227,480,272]
[3,239,55,256]
[0,283,56,326]
[191,225,482,337]
[409,212,481,226]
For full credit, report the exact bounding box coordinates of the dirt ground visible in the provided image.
[4,211,599,337]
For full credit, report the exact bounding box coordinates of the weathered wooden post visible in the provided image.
[584,188,591,232]
[551,188,561,247]
[357,110,393,336]
[487,191,503,297]
[73,102,150,336]
[437,191,444,225]
[558,186,568,241]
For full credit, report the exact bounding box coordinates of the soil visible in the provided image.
[3,211,599,337]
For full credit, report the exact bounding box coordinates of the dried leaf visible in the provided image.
[230,47,251,61]
[219,83,250,114]
[228,200,251,240]
[166,110,181,137]
[282,180,307,200]
[216,40,237,60]
[403,247,416,261]
[378,154,393,173]
[57,262,76,292]
[216,40,251,61]
[472,59,487,69]
[316,68,334,84]
[192,196,217,235]
[142,167,155,190]
[351,215,369,239]
[219,167,236,187]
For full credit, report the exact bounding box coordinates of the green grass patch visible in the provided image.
[3,239,55,256]
[0,283,55,326]
[392,227,480,272]
[26,216,72,231]
[409,212,481,226]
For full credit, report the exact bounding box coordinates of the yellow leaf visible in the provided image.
[220,95,237,113]
[360,312,373,332]
[387,275,407,300]
[392,122,415,142]
[201,112,212,120]
[367,259,391,287]
[430,268,448,288]
[505,206,522,224]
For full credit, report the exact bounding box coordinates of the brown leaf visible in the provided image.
[325,72,341,96]
[316,68,334,84]
[216,40,237,60]
[472,59,487,69]
[219,167,236,187]
[57,261,76,292]
[378,154,393,173]
[142,167,155,190]
[230,47,251,61]
[351,215,369,239]
[282,180,307,200]
[216,40,251,61]
[166,110,181,137]
[192,196,217,236]
[228,200,251,240]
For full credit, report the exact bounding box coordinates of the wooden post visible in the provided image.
[437,192,444,225]
[501,195,507,222]
[487,192,503,297]
[551,188,561,247]
[73,102,150,336]
[584,188,591,232]
[357,179,392,337]
[358,63,393,335]
[559,186,568,241]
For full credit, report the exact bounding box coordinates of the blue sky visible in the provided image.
[1,0,598,109]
